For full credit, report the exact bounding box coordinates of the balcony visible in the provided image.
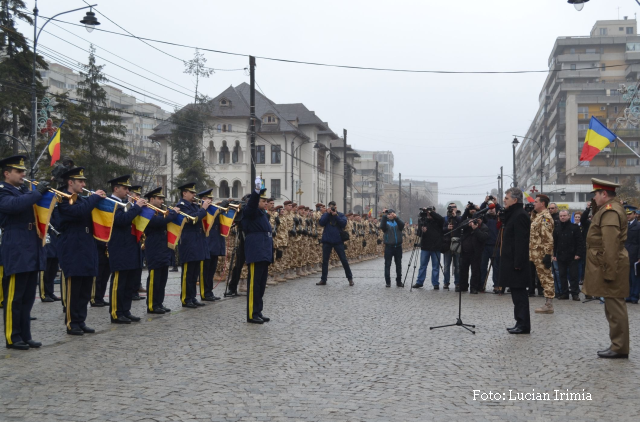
[615,129,640,138]
[557,53,601,63]
[558,69,601,79]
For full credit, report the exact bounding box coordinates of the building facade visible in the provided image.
[356,150,394,183]
[516,18,640,193]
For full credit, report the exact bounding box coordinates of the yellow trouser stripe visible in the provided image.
[148,270,154,311]
[0,265,4,308]
[110,272,119,320]
[181,264,187,304]
[199,261,204,298]
[40,271,45,300]
[60,272,66,307]
[90,277,96,304]
[248,263,255,319]
[66,277,72,330]
[5,275,16,344]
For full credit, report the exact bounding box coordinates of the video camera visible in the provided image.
[419,206,435,218]
[524,203,535,213]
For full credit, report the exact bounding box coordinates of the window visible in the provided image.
[232,181,242,198]
[629,141,639,149]
[570,48,575,54]
[263,115,277,124]
[627,42,640,51]
[578,106,589,119]
[636,176,640,185]
[600,106,606,111]
[570,64,576,70]
[601,63,606,70]
[614,176,620,184]
[586,48,596,54]
[222,124,227,132]
[628,27,635,35]
[232,141,241,163]
[317,151,325,174]
[271,145,281,164]
[219,181,230,198]
[626,158,639,166]
[271,179,281,199]
[614,106,619,113]
[578,124,590,130]
[228,124,232,132]
[219,141,229,164]
[599,28,608,35]
[220,98,230,107]
[208,141,215,163]
[217,124,221,133]
[620,27,624,31]
[256,145,265,164]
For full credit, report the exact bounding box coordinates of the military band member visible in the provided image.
[107,175,147,324]
[57,167,106,335]
[40,211,61,302]
[226,194,250,297]
[583,179,630,359]
[129,185,146,301]
[198,189,225,301]
[176,182,209,308]
[243,178,273,324]
[90,240,110,307]
[0,155,49,350]
[143,187,178,314]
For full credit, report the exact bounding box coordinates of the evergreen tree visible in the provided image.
[0,0,48,154]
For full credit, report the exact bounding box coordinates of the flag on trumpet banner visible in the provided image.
[131,206,155,242]
[167,214,187,249]
[203,204,220,236]
[219,207,237,237]
[30,183,57,246]
[92,198,118,242]
[580,116,617,162]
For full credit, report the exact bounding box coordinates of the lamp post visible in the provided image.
[512,137,519,187]
[514,135,545,194]
[567,0,589,11]
[30,2,100,178]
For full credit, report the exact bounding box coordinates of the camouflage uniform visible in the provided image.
[530,208,555,299]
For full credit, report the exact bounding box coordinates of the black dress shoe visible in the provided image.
[26,340,42,348]
[132,295,144,301]
[30,316,37,320]
[80,326,96,333]
[528,291,536,297]
[182,303,197,309]
[506,325,517,331]
[507,327,530,334]
[193,301,206,307]
[90,302,106,307]
[111,316,132,324]
[433,285,439,290]
[597,346,610,354]
[202,296,217,302]
[160,306,171,312]
[557,293,569,300]
[224,291,239,297]
[316,281,327,285]
[41,296,54,303]
[211,295,221,301]
[385,283,391,288]
[597,349,628,359]
[412,283,423,289]
[258,314,270,322]
[397,282,403,287]
[126,315,141,322]
[147,308,166,314]
[470,290,478,294]
[51,294,61,301]
[247,316,264,324]
[443,284,450,290]
[454,286,460,292]
[67,328,84,336]
[6,341,29,350]
[572,295,580,301]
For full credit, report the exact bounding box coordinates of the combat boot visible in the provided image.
[285,269,296,280]
[535,298,554,314]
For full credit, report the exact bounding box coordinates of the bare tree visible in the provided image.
[125,139,161,190]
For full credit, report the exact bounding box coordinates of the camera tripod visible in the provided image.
[402,232,446,291]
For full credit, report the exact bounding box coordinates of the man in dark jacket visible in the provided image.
[412,209,444,289]
[553,210,585,301]
[499,187,531,335]
[459,204,489,294]
[624,206,640,304]
[442,203,462,289]
[318,200,353,286]
[480,199,501,293]
[242,178,273,324]
[199,190,226,302]
[380,209,405,287]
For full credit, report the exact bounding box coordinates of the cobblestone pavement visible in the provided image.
[1,252,639,421]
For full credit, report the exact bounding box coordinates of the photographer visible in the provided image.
[412,207,444,289]
[553,210,585,301]
[442,202,462,290]
[380,209,405,287]
[317,201,354,286]
[459,202,489,294]
[480,196,502,293]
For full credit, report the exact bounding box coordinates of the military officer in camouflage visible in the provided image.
[530,194,555,314]
[583,179,630,359]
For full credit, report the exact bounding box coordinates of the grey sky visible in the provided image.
[19,0,636,204]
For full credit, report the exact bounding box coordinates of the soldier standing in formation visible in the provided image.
[583,179,630,359]
[530,194,556,314]
[129,185,146,301]
[198,189,224,301]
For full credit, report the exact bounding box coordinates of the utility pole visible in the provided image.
[375,161,379,217]
[409,183,412,221]
[398,173,402,218]
[500,166,504,206]
[512,142,517,188]
[249,56,256,184]
[343,129,348,212]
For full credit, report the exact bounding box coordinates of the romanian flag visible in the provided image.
[523,191,535,203]
[48,128,61,166]
[92,198,118,242]
[131,207,155,242]
[368,208,373,217]
[167,214,187,250]
[32,189,57,246]
[219,207,237,237]
[580,116,617,162]
[203,204,220,236]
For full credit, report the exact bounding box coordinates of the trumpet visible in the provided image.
[81,188,126,207]
[163,203,197,223]
[24,179,78,205]
[126,194,169,217]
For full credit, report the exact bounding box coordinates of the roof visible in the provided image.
[319,121,339,139]
[150,120,175,138]
[276,103,327,130]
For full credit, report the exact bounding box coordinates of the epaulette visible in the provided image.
[605,204,612,210]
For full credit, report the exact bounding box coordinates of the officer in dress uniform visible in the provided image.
[143,187,178,314]
[57,167,106,335]
[583,178,630,359]
[0,155,48,350]
[107,175,147,324]
[243,177,273,324]
[129,185,146,301]
[198,189,225,301]
[176,182,209,308]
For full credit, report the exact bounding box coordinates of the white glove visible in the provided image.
[255,176,262,191]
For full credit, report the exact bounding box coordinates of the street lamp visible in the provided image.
[567,0,589,11]
[30,2,99,178]
[512,137,519,187]
[560,189,567,201]
[514,135,545,194]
